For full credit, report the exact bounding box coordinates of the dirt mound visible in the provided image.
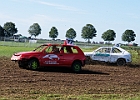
[0,57,140,98]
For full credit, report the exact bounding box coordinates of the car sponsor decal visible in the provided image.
[95,53,110,57]
[43,54,60,60]
[43,54,60,64]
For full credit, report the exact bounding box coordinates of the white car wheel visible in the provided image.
[117,59,126,66]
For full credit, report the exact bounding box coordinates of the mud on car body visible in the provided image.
[84,46,131,66]
[11,43,86,72]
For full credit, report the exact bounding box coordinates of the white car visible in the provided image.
[84,46,131,66]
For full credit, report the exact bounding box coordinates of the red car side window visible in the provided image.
[63,46,73,53]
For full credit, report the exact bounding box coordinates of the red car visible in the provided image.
[11,43,86,72]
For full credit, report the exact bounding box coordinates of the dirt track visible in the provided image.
[0,57,140,98]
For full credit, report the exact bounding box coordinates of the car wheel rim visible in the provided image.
[31,61,38,69]
[74,64,80,71]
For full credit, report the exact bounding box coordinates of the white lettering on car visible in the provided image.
[45,61,59,64]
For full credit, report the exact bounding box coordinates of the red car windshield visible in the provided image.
[33,45,47,52]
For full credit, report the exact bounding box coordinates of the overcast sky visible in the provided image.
[0,0,140,45]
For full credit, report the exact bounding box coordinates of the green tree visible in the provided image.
[122,29,136,43]
[28,23,41,38]
[0,25,4,37]
[49,27,58,40]
[101,29,116,42]
[81,24,97,42]
[65,28,76,39]
[3,22,18,36]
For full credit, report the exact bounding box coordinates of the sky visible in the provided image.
[0,0,140,45]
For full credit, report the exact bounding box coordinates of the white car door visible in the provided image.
[92,47,111,62]
[109,47,123,63]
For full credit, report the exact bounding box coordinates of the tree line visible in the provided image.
[0,22,136,44]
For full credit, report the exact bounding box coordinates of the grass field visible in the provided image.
[0,46,34,57]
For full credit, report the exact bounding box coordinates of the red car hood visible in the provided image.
[14,51,40,56]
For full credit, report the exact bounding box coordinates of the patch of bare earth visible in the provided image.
[0,57,140,99]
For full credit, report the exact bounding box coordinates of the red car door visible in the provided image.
[58,46,76,67]
[40,45,62,67]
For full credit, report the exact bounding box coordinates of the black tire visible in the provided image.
[72,61,81,72]
[28,59,39,70]
[18,61,25,68]
[117,59,126,66]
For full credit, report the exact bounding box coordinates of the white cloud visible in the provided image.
[32,0,87,14]
[37,1,78,11]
